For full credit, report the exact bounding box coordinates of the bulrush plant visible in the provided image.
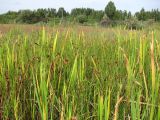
[0,25,160,119]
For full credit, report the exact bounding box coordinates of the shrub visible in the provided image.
[100,14,112,27]
[125,18,144,30]
[77,15,87,24]
[100,19,111,27]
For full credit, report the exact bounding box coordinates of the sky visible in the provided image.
[0,0,160,14]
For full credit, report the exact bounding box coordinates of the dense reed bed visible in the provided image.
[0,26,160,120]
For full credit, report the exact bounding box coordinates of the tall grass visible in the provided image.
[0,26,160,119]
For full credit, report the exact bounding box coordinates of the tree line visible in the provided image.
[0,1,160,24]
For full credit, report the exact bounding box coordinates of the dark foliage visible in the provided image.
[76,15,88,24]
[0,1,159,25]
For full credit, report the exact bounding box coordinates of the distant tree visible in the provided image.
[16,9,49,24]
[114,10,122,20]
[137,8,146,20]
[128,12,132,19]
[157,10,160,21]
[71,8,104,22]
[50,8,56,17]
[105,1,116,20]
[57,7,67,18]
[94,10,104,21]
[17,10,33,23]
[36,9,46,18]
[0,4,159,24]
[0,11,18,24]
[85,8,94,16]
[153,9,160,21]
[123,10,128,20]
[71,8,81,16]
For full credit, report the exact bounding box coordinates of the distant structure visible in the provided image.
[100,14,111,27]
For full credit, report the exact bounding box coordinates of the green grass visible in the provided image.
[0,25,160,120]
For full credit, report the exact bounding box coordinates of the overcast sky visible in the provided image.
[0,0,160,14]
